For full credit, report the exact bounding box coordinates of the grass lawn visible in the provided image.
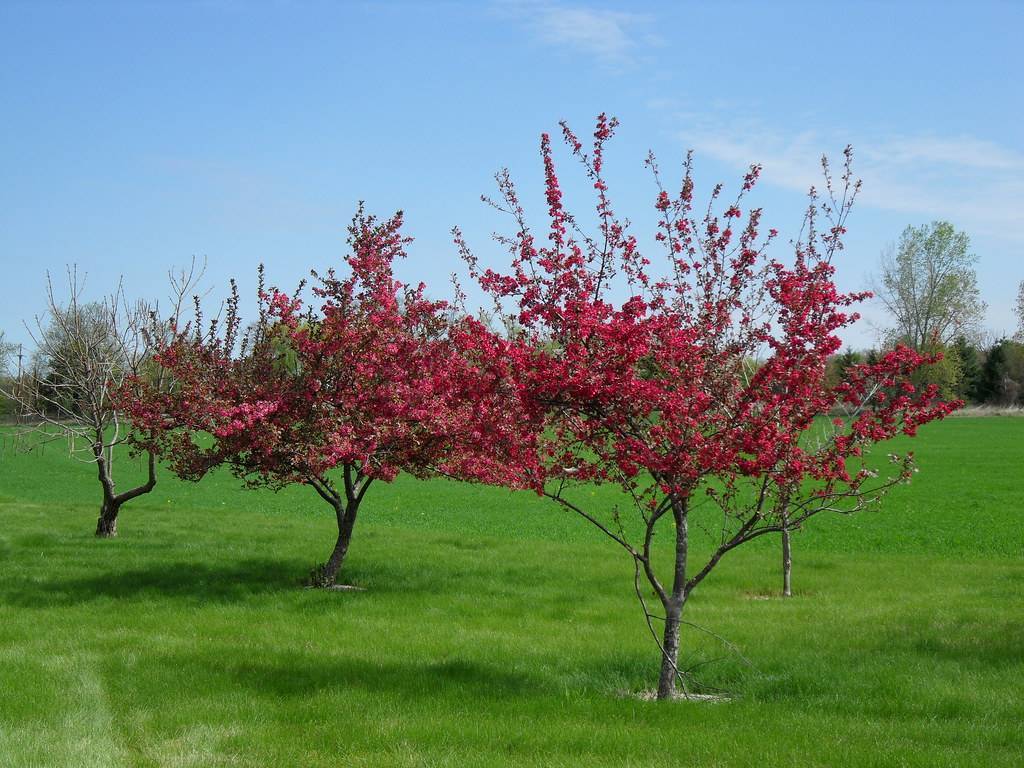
[0,418,1022,766]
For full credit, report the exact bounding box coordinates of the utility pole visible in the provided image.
[16,344,24,424]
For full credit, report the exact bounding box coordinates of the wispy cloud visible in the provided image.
[494,1,653,66]
[669,113,1024,245]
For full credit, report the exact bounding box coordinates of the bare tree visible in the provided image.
[1015,280,1024,342]
[0,332,17,424]
[2,264,202,536]
[0,332,14,384]
[874,221,986,349]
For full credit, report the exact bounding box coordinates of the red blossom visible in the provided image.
[124,205,532,541]
[455,114,957,604]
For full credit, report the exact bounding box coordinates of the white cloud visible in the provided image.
[494,1,651,65]
[671,116,1024,245]
[660,112,1024,343]
[862,136,1024,172]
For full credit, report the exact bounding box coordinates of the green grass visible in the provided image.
[0,418,1022,766]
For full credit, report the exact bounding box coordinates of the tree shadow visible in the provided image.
[1,557,446,607]
[886,620,1024,670]
[0,558,306,608]
[0,550,462,609]
[192,653,540,701]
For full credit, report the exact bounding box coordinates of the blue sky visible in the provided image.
[2,0,1022,350]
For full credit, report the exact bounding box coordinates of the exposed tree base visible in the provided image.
[305,560,348,589]
[744,590,808,600]
[631,689,732,703]
[782,519,793,598]
[94,514,118,538]
[303,584,366,592]
[91,451,157,538]
[303,476,365,591]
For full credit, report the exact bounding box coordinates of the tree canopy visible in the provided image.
[875,221,985,349]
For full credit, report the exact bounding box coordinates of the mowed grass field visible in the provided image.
[0,418,1021,767]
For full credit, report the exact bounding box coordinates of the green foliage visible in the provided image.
[978,338,1024,405]
[269,321,303,376]
[909,341,962,400]
[825,347,862,389]
[951,336,982,401]
[0,392,16,418]
[1016,280,1024,342]
[876,221,985,350]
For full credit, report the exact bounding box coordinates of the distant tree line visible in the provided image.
[831,219,1024,408]
[826,336,1024,407]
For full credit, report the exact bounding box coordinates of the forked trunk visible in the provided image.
[307,470,372,588]
[320,499,360,587]
[92,449,156,538]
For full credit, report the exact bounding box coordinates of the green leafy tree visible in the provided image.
[837,346,862,379]
[874,221,986,349]
[825,347,862,389]
[909,341,961,401]
[951,335,982,402]
[978,339,1024,406]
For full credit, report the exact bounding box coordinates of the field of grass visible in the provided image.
[0,418,1022,767]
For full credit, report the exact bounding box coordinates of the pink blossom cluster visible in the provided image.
[123,116,957,524]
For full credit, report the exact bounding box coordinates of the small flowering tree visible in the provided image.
[126,208,524,587]
[456,116,958,699]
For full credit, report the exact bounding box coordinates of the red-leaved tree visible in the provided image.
[126,208,526,587]
[455,115,959,699]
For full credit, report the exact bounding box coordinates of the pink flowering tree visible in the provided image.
[126,208,524,587]
[456,116,958,700]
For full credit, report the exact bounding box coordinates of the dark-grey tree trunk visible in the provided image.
[322,497,359,585]
[309,466,372,587]
[93,446,157,538]
[781,520,793,598]
[656,496,689,700]
[550,471,845,700]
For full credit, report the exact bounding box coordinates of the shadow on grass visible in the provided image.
[891,621,1024,669]
[176,653,541,701]
[0,558,303,607]
[0,556,451,608]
